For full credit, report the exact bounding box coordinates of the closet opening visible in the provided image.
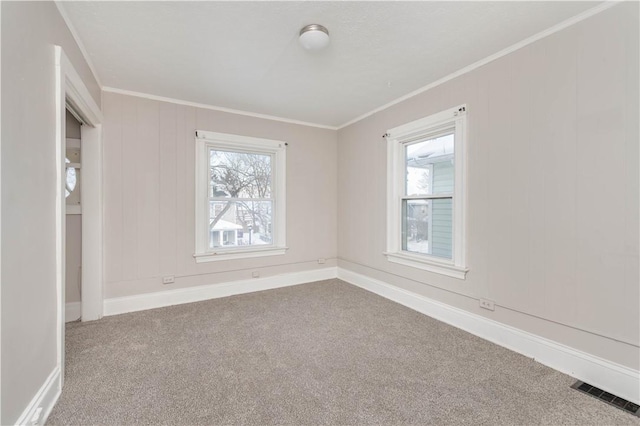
[65,109,82,322]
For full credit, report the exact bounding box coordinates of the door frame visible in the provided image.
[55,46,103,380]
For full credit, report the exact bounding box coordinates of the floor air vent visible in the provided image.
[572,381,639,417]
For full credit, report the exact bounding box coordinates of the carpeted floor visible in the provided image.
[48,279,639,425]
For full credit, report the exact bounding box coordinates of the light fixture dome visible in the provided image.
[299,24,330,51]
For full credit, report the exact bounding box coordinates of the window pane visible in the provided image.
[405,133,454,196]
[430,198,453,259]
[209,150,272,198]
[402,198,452,259]
[209,200,273,248]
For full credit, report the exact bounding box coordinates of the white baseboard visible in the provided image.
[65,302,81,322]
[337,267,640,405]
[104,267,338,316]
[15,366,61,426]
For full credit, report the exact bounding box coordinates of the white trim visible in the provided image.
[65,302,81,323]
[195,130,286,151]
[80,124,104,322]
[386,105,467,277]
[103,87,338,131]
[54,1,103,88]
[55,46,105,395]
[104,267,338,316]
[54,46,67,386]
[387,106,462,138]
[15,367,61,426]
[337,1,621,129]
[0,4,3,420]
[57,47,104,324]
[55,1,617,132]
[194,247,287,263]
[194,131,287,261]
[385,252,468,280]
[60,53,102,125]
[337,267,640,405]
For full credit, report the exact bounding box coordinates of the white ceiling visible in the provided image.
[62,1,600,128]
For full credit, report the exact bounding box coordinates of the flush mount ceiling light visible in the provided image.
[299,24,330,51]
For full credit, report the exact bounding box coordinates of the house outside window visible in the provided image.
[194,131,287,263]
[385,105,468,279]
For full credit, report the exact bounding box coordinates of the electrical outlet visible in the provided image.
[479,298,495,311]
[162,275,175,285]
[252,271,260,278]
[318,258,326,264]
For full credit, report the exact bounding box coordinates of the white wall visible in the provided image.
[337,3,639,370]
[0,2,100,423]
[102,92,337,299]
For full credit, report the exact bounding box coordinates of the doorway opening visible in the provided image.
[55,45,104,387]
[65,110,82,322]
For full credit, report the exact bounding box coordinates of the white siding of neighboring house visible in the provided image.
[431,159,454,258]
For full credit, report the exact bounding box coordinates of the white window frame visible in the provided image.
[194,130,287,263]
[385,105,468,279]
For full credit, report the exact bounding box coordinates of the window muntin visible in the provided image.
[386,105,467,279]
[195,131,286,262]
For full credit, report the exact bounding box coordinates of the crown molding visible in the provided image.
[55,1,103,88]
[102,87,339,131]
[337,1,621,130]
[55,0,620,132]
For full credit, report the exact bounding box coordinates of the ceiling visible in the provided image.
[62,1,601,128]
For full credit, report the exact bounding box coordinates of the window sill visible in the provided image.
[385,252,468,279]
[193,246,288,263]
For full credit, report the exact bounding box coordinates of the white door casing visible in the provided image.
[55,46,103,387]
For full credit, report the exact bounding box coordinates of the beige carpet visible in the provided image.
[48,279,639,425]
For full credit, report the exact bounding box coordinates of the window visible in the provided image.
[194,130,287,262]
[385,105,468,279]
